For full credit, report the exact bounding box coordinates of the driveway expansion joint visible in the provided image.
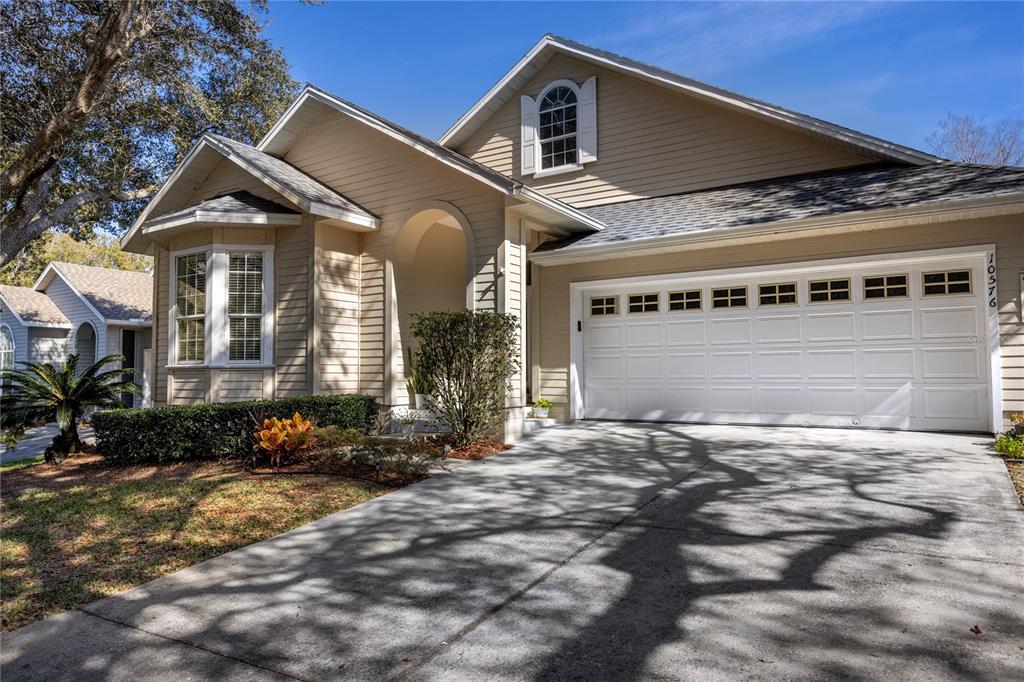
[76,607,305,681]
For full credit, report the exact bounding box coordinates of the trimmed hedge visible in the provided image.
[92,394,379,464]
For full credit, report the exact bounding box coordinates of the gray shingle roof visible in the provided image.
[535,163,1024,253]
[208,134,377,221]
[0,285,70,326]
[145,191,298,227]
[51,263,153,323]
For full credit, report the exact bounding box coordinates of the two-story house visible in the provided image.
[120,35,1024,439]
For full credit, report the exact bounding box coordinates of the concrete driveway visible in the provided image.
[2,423,1022,680]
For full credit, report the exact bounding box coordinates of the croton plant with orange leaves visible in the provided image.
[254,412,314,468]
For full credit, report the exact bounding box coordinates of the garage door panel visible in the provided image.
[757,315,802,343]
[667,353,706,379]
[758,351,802,379]
[710,352,752,379]
[920,307,979,338]
[807,312,856,342]
[581,251,991,432]
[861,309,914,340]
[862,348,915,379]
[709,318,751,344]
[666,320,705,346]
[922,347,983,379]
[807,350,857,379]
[626,354,662,379]
[625,322,662,347]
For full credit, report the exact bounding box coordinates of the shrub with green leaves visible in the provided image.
[994,433,1024,458]
[412,310,519,447]
[93,394,379,464]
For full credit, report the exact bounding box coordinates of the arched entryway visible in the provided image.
[74,322,97,369]
[393,202,474,403]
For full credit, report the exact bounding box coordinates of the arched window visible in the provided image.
[538,86,578,170]
[0,325,13,370]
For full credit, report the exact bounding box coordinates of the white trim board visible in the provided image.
[567,244,1001,433]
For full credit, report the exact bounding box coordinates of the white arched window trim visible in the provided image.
[0,323,14,370]
[521,76,597,177]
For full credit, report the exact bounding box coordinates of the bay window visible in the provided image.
[170,246,273,366]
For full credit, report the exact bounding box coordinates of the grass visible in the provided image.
[0,454,391,632]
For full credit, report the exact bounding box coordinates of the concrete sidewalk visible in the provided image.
[2,423,1022,680]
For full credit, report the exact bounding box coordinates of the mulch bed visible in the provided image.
[426,435,509,460]
[1003,460,1024,507]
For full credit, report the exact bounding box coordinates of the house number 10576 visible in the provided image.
[986,252,997,309]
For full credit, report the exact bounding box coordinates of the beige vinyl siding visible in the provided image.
[457,53,873,208]
[316,224,361,394]
[282,106,506,405]
[274,217,313,397]
[169,368,208,404]
[184,157,294,208]
[535,214,1023,426]
[214,368,266,401]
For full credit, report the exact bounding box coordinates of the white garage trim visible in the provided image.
[568,244,1000,433]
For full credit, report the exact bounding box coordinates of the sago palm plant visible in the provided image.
[0,354,137,462]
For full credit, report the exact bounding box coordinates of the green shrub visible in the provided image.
[346,438,446,482]
[412,310,519,447]
[93,394,379,464]
[994,433,1024,458]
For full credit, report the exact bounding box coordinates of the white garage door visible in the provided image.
[579,249,996,432]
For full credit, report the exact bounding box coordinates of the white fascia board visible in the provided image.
[142,211,303,233]
[262,87,517,196]
[309,201,380,230]
[531,194,1024,266]
[515,186,606,232]
[439,36,936,165]
[106,319,152,327]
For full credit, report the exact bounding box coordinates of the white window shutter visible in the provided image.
[520,95,538,175]
[578,76,597,163]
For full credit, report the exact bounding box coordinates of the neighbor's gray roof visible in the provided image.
[535,163,1024,254]
[144,190,299,227]
[50,262,153,323]
[0,285,70,326]
[207,134,377,222]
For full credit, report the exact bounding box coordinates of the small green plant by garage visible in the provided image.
[405,348,434,409]
[532,397,553,419]
[994,412,1024,459]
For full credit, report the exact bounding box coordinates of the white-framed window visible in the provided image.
[0,324,13,370]
[169,246,274,367]
[864,274,909,299]
[628,293,659,314]
[175,252,207,364]
[712,286,747,309]
[922,269,972,296]
[590,296,617,316]
[521,77,597,176]
[227,252,264,362]
[758,282,797,306]
[809,278,851,303]
[668,290,701,311]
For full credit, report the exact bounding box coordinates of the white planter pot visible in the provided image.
[533,407,549,419]
[415,394,429,409]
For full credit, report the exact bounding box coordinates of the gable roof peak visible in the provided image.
[439,34,939,166]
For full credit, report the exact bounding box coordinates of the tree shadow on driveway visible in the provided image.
[2,423,1022,681]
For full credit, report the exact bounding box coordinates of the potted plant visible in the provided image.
[406,350,433,409]
[532,397,553,419]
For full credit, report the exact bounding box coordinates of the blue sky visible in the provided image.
[262,1,1023,152]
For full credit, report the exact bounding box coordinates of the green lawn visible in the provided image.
[1,455,390,631]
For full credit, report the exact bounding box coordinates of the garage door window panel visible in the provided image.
[759,282,797,306]
[668,290,702,311]
[712,287,747,309]
[590,296,618,316]
[628,293,659,314]
[809,278,851,303]
[864,274,909,299]
[923,269,972,296]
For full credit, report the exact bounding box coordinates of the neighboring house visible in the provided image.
[0,262,153,406]
[120,35,1024,439]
